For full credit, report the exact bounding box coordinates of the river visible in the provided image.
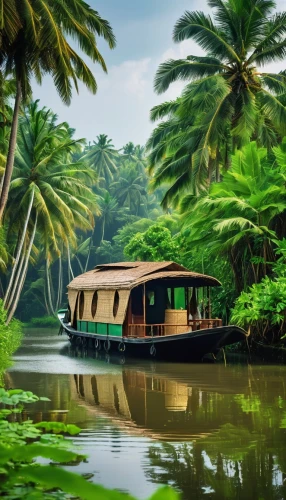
[7,328,286,499]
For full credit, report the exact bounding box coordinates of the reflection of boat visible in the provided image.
[8,361,249,441]
[70,363,249,441]
[58,261,248,362]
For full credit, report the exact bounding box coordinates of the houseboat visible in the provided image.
[58,261,248,362]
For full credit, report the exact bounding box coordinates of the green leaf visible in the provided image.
[10,465,136,500]
[148,486,181,500]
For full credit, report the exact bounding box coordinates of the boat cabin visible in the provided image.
[67,261,222,338]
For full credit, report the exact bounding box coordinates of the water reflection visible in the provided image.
[7,330,286,499]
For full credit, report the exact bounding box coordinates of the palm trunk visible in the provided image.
[67,243,74,280]
[46,260,55,316]
[0,80,22,223]
[5,248,26,312]
[101,217,105,242]
[75,255,83,273]
[44,284,52,316]
[4,187,35,307]
[56,256,62,311]
[84,231,94,272]
[6,214,37,324]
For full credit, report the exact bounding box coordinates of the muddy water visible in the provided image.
[7,329,286,499]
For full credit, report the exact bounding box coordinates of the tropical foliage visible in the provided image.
[124,225,180,262]
[84,134,119,186]
[0,299,22,383]
[3,102,97,323]
[0,0,116,222]
[147,0,286,205]
[231,241,286,340]
[3,115,160,321]
[180,141,286,292]
[0,0,286,340]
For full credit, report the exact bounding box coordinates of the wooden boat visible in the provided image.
[57,261,248,362]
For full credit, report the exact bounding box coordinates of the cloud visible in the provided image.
[161,39,204,62]
[98,58,151,99]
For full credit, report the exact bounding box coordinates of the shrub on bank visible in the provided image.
[231,276,286,343]
[231,242,286,344]
[27,316,59,328]
[0,299,22,380]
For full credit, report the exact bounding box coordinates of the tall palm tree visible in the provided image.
[0,0,115,222]
[97,191,119,241]
[85,134,119,185]
[148,0,286,199]
[4,102,97,323]
[121,142,136,160]
[0,78,15,176]
[111,165,148,215]
[181,141,286,291]
[122,144,147,172]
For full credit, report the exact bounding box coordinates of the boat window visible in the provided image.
[113,290,119,318]
[79,291,84,320]
[91,291,98,318]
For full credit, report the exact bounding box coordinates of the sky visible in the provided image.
[32,0,285,148]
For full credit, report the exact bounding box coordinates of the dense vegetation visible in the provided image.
[0,0,286,497]
[0,0,285,339]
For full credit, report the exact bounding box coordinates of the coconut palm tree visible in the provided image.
[181,141,286,291]
[4,102,97,323]
[148,0,286,199]
[111,165,148,215]
[121,143,147,171]
[121,142,136,160]
[0,0,115,222]
[85,134,119,185]
[97,191,119,242]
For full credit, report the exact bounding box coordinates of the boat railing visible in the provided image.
[127,319,223,338]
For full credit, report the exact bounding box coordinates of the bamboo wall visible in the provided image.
[68,288,130,325]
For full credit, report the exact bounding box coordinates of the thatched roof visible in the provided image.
[68,261,220,291]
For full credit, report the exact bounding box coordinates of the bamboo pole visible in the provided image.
[143,283,146,336]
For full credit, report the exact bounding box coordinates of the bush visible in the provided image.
[28,316,59,327]
[0,299,22,380]
[231,241,286,343]
[231,276,286,342]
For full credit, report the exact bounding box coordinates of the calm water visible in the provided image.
[7,329,286,499]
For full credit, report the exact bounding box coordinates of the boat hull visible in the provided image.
[58,313,247,362]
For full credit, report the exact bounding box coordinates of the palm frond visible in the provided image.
[154,58,227,94]
[173,10,240,62]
